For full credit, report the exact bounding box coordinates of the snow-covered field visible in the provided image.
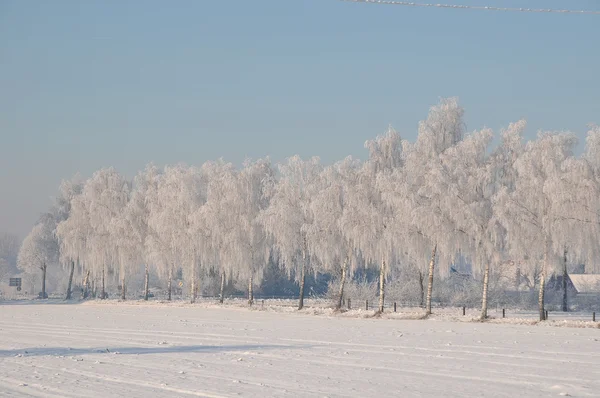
[1,301,599,397]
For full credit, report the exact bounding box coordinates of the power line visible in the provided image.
[340,0,600,15]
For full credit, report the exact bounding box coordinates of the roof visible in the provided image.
[568,274,600,294]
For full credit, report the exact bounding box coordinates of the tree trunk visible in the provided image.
[248,275,254,306]
[101,266,106,300]
[41,263,47,299]
[298,263,306,310]
[539,270,546,321]
[425,244,437,315]
[66,260,75,300]
[121,276,126,301]
[418,270,425,307]
[167,265,173,301]
[336,259,348,310]
[190,277,196,304]
[219,272,225,304]
[82,269,90,299]
[480,262,490,320]
[562,248,568,312]
[144,265,150,301]
[378,259,386,313]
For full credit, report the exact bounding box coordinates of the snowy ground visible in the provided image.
[1,301,599,397]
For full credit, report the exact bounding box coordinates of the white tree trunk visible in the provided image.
[562,248,568,312]
[144,265,150,301]
[190,253,197,304]
[101,266,106,300]
[425,244,437,315]
[248,275,254,306]
[480,262,490,320]
[336,259,348,310]
[82,269,90,299]
[378,259,386,313]
[121,276,126,301]
[41,262,47,299]
[418,270,425,307]
[190,274,196,304]
[219,272,225,304]
[539,270,546,321]
[66,260,75,300]
[167,265,173,301]
[298,263,306,310]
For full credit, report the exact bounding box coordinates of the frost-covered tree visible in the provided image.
[81,168,130,299]
[350,126,403,313]
[439,127,503,319]
[494,132,578,320]
[259,156,322,310]
[310,157,361,310]
[193,160,238,303]
[0,233,20,283]
[161,165,207,303]
[18,215,59,298]
[231,158,274,305]
[545,125,600,310]
[145,166,181,300]
[403,98,465,315]
[52,176,84,299]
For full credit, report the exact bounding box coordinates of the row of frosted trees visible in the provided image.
[17,99,600,321]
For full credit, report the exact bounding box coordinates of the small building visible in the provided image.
[567,274,600,296]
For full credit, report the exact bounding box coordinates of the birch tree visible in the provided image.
[310,157,361,310]
[18,216,59,298]
[0,233,20,285]
[403,98,465,315]
[231,158,274,305]
[193,160,238,303]
[82,168,130,299]
[161,165,207,303]
[259,156,322,310]
[439,127,502,319]
[351,126,403,313]
[53,176,84,299]
[494,132,578,320]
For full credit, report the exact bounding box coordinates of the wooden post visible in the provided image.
[545,310,549,320]
[593,312,596,322]
[261,300,264,309]
[366,300,368,310]
[502,308,505,318]
[462,306,465,316]
[347,298,351,310]
[394,302,397,312]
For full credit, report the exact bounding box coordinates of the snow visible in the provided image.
[1,301,599,397]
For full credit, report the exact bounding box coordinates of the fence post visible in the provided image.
[347,298,351,310]
[545,310,548,320]
[366,300,368,310]
[502,308,505,318]
[593,312,596,322]
[462,306,465,316]
[394,302,397,312]
[261,300,264,308]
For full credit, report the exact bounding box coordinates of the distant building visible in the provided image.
[547,274,600,296]
[567,274,600,296]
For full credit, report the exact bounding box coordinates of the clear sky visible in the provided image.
[1,0,599,239]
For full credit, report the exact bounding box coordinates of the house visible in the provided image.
[567,274,600,296]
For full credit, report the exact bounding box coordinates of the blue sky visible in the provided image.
[1,0,599,239]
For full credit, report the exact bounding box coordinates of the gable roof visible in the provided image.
[568,274,600,294]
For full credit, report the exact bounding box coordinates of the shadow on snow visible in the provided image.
[0,344,311,358]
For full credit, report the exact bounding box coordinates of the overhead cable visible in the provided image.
[340,0,600,15]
